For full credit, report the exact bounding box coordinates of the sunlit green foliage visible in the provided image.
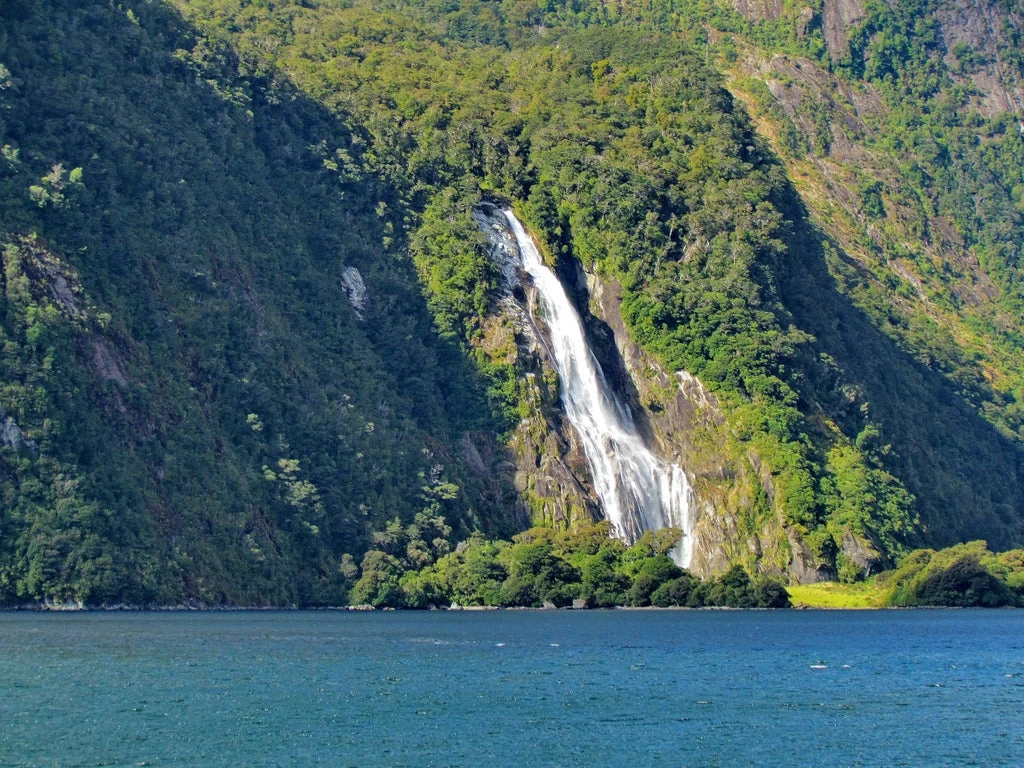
[351,520,790,608]
[883,541,1023,607]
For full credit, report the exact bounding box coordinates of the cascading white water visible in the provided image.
[502,210,696,568]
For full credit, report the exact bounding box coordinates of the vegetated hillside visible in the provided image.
[709,0,1024,544]
[0,0,520,606]
[1,0,1022,604]
[166,0,1024,576]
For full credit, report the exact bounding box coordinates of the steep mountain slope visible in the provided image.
[0,0,519,605]
[716,0,1024,541]
[1,0,1023,602]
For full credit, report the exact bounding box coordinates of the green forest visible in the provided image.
[1,0,1023,606]
[347,519,792,609]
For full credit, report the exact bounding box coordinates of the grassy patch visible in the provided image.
[787,580,890,608]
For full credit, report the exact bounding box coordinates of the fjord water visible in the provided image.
[2,610,1021,767]
[503,210,695,566]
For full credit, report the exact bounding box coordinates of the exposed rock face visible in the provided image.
[732,1,815,36]
[91,339,129,385]
[818,0,1022,116]
[732,0,784,22]
[937,0,1024,117]
[0,413,38,456]
[737,53,883,163]
[839,528,885,577]
[340,265,369,319]
[788,531,837,583]
[822,0,866,59]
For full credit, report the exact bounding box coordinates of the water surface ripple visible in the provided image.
[1,610,1021,767]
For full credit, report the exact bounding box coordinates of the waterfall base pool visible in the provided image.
[2,609,1022,767]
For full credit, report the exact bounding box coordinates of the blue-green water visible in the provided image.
[1,610,1022,767]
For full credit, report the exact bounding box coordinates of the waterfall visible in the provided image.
[502,210,696,568]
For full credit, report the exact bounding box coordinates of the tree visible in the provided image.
[350,550,404,607]
[446,534,508,606]
[502,539,580,606]
[578,547,630,607]
[704,565,757,608]
[628,555,682,606]
[911,556,1014,607]
[650,571,701,607]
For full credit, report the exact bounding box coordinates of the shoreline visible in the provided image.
[0,602,1001,613]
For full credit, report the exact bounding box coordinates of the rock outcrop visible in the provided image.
[732,0,783,21]
[937,0,1024,117]
[1,412,38,456]
[822,0,866,59]
[340,265,369,319]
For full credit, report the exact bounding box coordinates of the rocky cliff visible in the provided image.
[473,206,601,532]
[475,204,834,580]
